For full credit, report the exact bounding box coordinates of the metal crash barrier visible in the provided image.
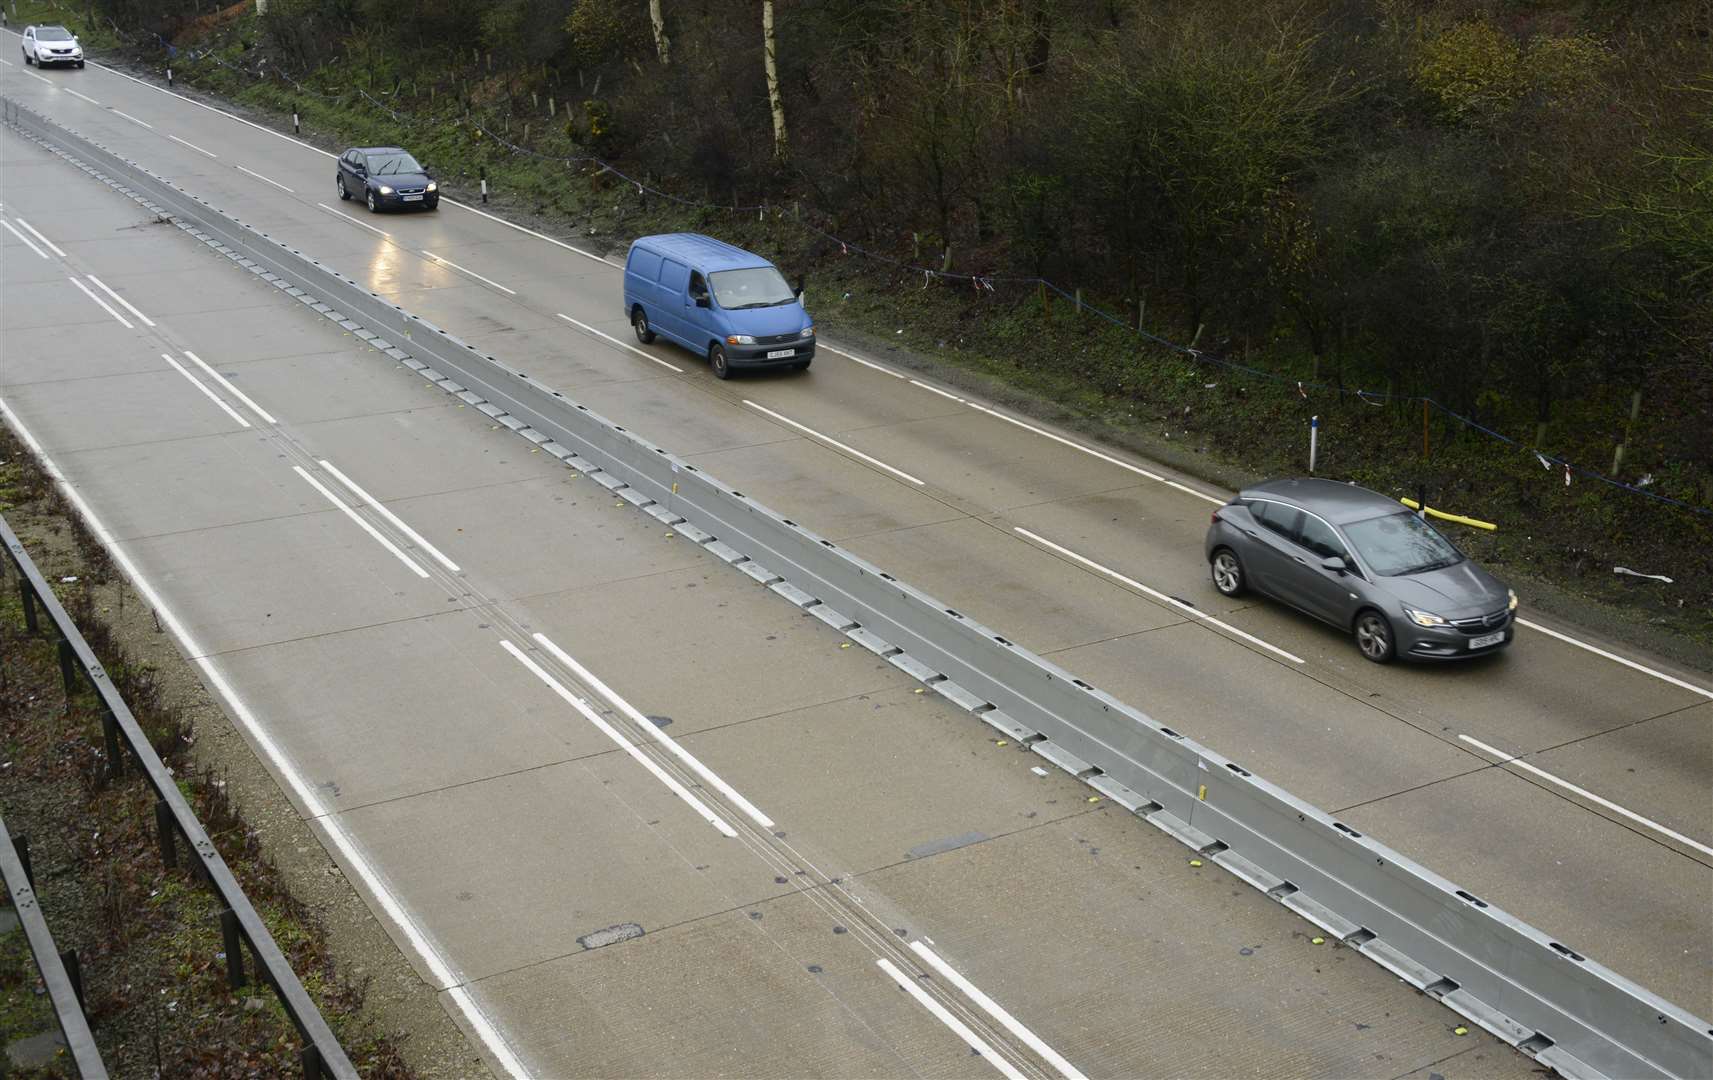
[3,94,1709,1080]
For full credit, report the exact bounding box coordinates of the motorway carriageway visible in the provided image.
[3,47,1709,1074]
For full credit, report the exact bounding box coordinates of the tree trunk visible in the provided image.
[763,0,787,158]
[649,0,670,66]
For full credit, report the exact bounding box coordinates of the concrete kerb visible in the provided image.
[5,96,1708,1080]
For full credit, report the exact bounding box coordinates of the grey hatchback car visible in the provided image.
[1204,478,1517,663]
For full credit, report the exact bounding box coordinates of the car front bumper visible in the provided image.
[37,52,83,65]
[1397,612,1514,660]
[371,190,439,210]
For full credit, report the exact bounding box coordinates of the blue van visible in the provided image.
[622,233,814,379]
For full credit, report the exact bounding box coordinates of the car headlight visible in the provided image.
[1405,608,1448,627]
[1507,588,1518,611]
[426,181,438,192]
[802,325,814,337]
[377,185,394,195]
[726,335,756,345]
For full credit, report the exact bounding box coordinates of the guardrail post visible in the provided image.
[102,709,122,778]
[220,908,246,988]
[18,579,38,634]
[154,799,177,868]
[59,949,85,1013]
[11,833,30,888]
[57,638,79,703]
[301,1044,323,1080]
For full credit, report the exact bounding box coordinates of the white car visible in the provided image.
[22,25,85,68]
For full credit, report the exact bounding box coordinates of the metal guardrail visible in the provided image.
[3,95,1710,1080]
[0,512,357,1079]
[0,809,106,1078]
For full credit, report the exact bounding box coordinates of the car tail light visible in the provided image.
[1211,511,1222,525]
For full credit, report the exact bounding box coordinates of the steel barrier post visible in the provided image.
[221,908,246,988]
[11,833,30,888]
[57,638,79,702]
[102,710,122,778]
[19,579,38,634]
[60,949,85,1012]
[154,799,177,868]
[301,1045,323,1080]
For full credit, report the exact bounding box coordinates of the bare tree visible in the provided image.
[764,0,787,157]
[649,0,670,65]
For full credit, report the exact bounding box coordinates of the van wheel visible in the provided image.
[632,308,655,344]
[708,343,731,380]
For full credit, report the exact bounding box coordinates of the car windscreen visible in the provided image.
[37,27,73,40]
[709,267,796,310]
[1342,511,1463,576]
[370,153,422,176]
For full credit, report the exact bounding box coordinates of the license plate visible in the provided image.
[402,194,424,202]
[1469,631,1505,649]
[766,348,795,359]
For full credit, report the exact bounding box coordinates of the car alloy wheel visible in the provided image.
[366,190,378,213]
[633,309,655,344]
[1355,611,1395,663]
[337,177,350,201]
[709,343,730,380]
[1211,549,1245,596]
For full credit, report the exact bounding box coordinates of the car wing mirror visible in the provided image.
[1321,556,1348,573]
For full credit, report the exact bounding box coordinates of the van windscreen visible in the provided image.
[710,267,795,309]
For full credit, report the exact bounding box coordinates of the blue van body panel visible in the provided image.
[622,233,815,371]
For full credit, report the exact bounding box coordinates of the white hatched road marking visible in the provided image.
[182,350,276,424]
[292,465,429,578]
[68,276,133,327]
[87,274,155,326]
[317,458,460,572]
[161,353,250,428]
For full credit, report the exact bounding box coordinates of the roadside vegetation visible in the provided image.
[0,425,416,1076]
[8,0,1710,659]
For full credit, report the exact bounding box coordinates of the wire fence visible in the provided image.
[25,5,1712,521]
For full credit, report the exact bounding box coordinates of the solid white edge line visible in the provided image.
[316,458,460,573]
[86,274,156,326]
[167,131,218,158]
[63,87,100,105]
[555,312,682,372]
[109,107,154,129]
[0,395,528,1078]
[160,353,250,429]
[531,632,774,829]
[1014,526,1305,664]
[969,402,1224,505]
[315,202,390,238]
[68,276,133,328]
[235,163,294,193]
[875,958,1027,1080]
[908,941,1087,1080]
[743,400,925,486]
[498,640,738,838]
[0,219,48,258]
[909,378,966,404]
[1458,734,1713,858]
[292,465,430,578]
[422,250,517,295]
[823,344,907,378]
[15,217,67,257]
[181,349,277,424]
[1515,617,1712,700]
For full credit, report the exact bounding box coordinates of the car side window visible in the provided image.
[1249,500,1299,539]
[1296,514,1348,561]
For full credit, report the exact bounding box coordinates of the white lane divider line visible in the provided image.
[161,353,251,429]
[63,88,100,105]
[555,312,682,372]
[422,250,517,295]
[109,108,154,129]
[0,57,13,66]
[235,164,294,193]
[970,402,1224,506]
[316,459,460,573]
[909,379,966,404]
[1458,734,1713,858]
[292,465,429,578]
[823,344,907,379]
[167,132,218,158]
[499,640,739,838]
[909,941,1086,1080]
[445,198,608,266]
[0,397,528,1079]
[1514,618,1711,700]
[876,958,1027,1080]
[23,69,54,86]
[182,350,276,424]
[68,276,133,328]
[532,632,774,829]
[315,202,390,239]
[15,218,67,257]
[87,274,156,326]
[743,400,926,486]
[1014,527,1304,664]
[0,219,48,259]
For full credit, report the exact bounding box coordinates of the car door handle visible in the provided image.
[1292,555,1307,564]
[1241,529,1258,538]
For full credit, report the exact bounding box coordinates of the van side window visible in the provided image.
[1295,514,1348,561]
[688,270,708,300]
[628,248,662,281]
[658,258,689,293]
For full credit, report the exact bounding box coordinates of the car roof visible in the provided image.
[356,146,409,155]
[32,24,72,32]
[632,233,772,272]
[1241,477,1405,525]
